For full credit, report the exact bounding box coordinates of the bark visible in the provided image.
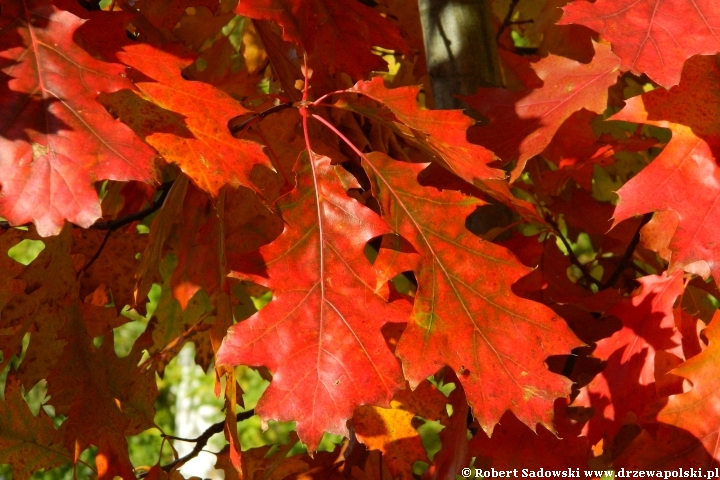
[418,0,503,110]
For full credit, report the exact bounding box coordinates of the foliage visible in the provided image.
[1,0,719,477]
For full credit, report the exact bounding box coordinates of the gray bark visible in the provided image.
[418,0,503,110]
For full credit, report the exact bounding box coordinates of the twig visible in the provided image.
[91,181,174,231]
[0,182,174,232]
[600,213,653,290]
[545,216,602,289]
[76,181,174,279]
[507,19,534,26]
[77,229,112,276]
[496,0,522,40]
[229,102,295,137]
[136,410,256,478]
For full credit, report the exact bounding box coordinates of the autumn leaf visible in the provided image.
[574,271,685,445]
[132,0,223,37]
[104,43,272,196]
[48,313,156,479]
[0,373,70,480]
[362,153,581,435]
[531,0,597,64]
[611,55,720,284]
[72,228,147,311]
[560,0,720,87]
[425,372,469,479]
[617,310,720,468]
[352,380,448,480]
[2,0,717,474]
[235,0,408,80]
[216,152,407,450]
[465,41,621,179]
[537,109,656,194]
[0,0,157,235]
[347,77,503,186]
[2,227,77,388]
[468,410,588,469]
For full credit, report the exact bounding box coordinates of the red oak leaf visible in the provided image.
[362,153,582,436]
[615,425,716,469]
[107,44,272,196]
[611,55,720,284]
[132,0,221,36]
[619,311,720,468]
[48,313,155,479]
[574,271,685,445]
[216,152,407,450]
[464,41,620,179]
[340,78,541,222]
[469,410,588,470]
[541,114,612,193]
[532,0,597,64]
[425,372,469,479]
[348,77,503,186]
[0,373,69,480]
[0,0,157,236]
[560,0,720,88]
[352,380,448,480]
[235,0,408,80]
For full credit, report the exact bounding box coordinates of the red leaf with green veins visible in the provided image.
[235,0,407,80]
[0,0,157,236]
[611,55,720,285]
[216,152,406,451]
[574,271,685,445]
[560,0,720,88]
[107,44,273,196]
[464,41,620,179]
[362,152,582,435]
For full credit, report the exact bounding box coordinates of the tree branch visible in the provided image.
[600,213,653,290]
[77,229,113,276]
[91,181,174,231]
[0,181,174,232]
[546,216,602,289]
[228,102,295,137]
[136,409,256,478]
[496,0,521,40]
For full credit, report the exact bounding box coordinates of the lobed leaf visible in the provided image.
[362,153,582,435]
[0,0,157,235]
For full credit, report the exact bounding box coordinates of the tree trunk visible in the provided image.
[418,0,503,110]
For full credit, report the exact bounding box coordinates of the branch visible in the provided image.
[0,182,174,232]
[77,229,112,276]
[600,213,653,290]
[79,182,173,275]
[228,102,295,137]
[545,216,602,289]
[91,181,174,231]
[496,0,521,40]
[136,409,256,478]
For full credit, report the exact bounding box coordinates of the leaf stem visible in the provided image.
[545,215,602,289]
[228,102,295,137]
[599,213,653,290]
[77,229,112,277]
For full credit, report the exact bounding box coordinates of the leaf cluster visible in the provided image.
[1,0,720,478]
